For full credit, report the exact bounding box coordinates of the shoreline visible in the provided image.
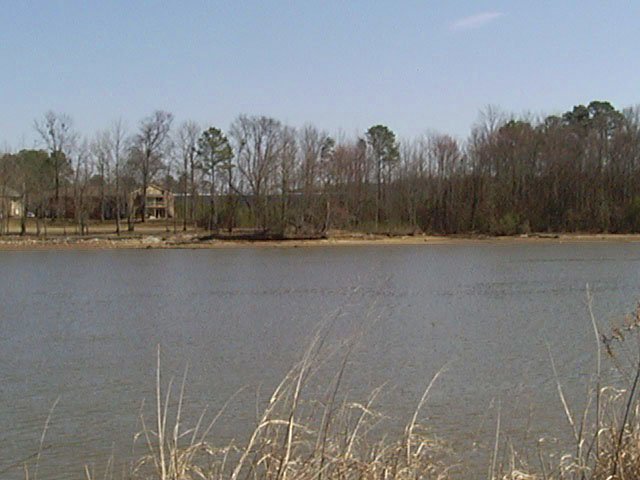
[2,232,640,250]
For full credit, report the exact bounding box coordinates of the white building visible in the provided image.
[0,188,24,218]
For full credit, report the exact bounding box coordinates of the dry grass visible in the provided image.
[14,294,640,479]
[125,333,455,480]
[122,296,640,480]
[489,295,640,480]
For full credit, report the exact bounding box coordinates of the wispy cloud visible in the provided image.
[450,11,504,31]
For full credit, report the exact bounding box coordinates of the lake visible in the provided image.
[1,243,639,478]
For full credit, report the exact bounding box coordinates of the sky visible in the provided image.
[1,1,639,148]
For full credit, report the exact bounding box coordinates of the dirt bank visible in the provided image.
[1,232,640,251]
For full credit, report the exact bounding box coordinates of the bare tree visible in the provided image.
[0,153,13,234]
[297,125,333,232]
[92,132,111,222]
[230,115,284,231]
[176,121,200,231]
[0,101,637,237]
[106,119,129,235]
[34,111,77,220]
[132,111,173,222]
[427,134,463,232]
[163,141,178,232]
[72,139,93,235]
[277,126,297,234]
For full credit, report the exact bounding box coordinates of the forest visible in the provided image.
[2,100,640,236]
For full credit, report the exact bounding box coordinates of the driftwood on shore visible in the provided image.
[197,231,328,242]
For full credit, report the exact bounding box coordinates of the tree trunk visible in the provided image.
[20,187,27,236]
[183,156,188,232]
[209,168,216,231]
[375,156,381,230]
[115,170,121,236]
[141,156,149,222]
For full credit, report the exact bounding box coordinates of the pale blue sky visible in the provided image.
[1,1,639,147]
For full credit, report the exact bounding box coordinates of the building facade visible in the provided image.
[0,188,24,218]
[130,184,175,219]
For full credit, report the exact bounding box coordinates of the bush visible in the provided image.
[492,212,520,235]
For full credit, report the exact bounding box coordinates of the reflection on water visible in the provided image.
[1,243,639,478]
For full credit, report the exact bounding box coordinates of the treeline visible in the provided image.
[2,100,640,236]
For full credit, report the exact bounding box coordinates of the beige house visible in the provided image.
[0,187,24,218]
[130,184,175,219]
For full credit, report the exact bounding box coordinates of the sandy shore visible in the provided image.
[1,232,640,250]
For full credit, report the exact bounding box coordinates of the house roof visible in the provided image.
[132,184,173,196]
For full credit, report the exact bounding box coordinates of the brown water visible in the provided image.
[1,243,639,478]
